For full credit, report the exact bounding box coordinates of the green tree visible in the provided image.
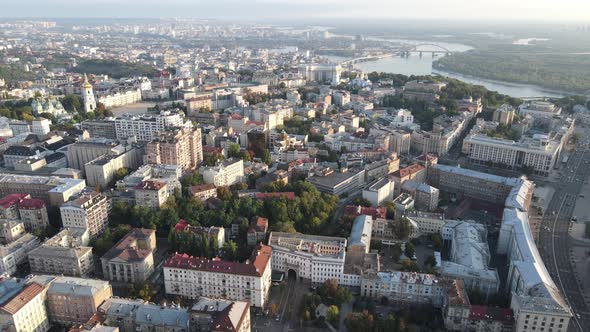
[61,95,83,112]
[327,305,339,323]
[261,149,272,165]
[404,242,415,258]
[391,243,402,262]
[222,241,238,261]
[345,311,375,332]
[228,143,241,159]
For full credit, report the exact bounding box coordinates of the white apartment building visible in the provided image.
[199,158,244,187]
[268,232,350,285]
[97,88,142,108]
[518,101,562,119]
[388,109,416,129]
[499,208,572,332]
[31,118,51,136]
[60,191,109,238]
[0,234,40,276]
[299,64,341,84]
[164,244,272,308]
[362,178,395,207]
[0,281,49,332]
[361,271,453,308]
[114,110,188,142]
[134,180,170,209]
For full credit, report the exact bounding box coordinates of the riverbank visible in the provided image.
[433,50,590,95]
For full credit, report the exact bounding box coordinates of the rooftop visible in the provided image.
[165,244,272,277]
[268,232,346,260]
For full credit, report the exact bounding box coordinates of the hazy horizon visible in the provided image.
[2,0,590,22]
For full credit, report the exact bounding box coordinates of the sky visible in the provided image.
[1,0,589,22]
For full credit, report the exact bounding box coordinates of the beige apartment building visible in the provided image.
[28,229,94,277]
[101,228,156,284]
[0,281,49,332]
[60,191,109,238]
[144,127,203,171]
[46,277,112,325]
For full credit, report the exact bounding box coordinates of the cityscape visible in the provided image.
[0,2,590,332]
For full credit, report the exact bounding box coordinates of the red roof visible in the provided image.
[164,244,272,277]
[391,163,425,179]
[135,180,166,191]
[203,146,223,154]
[17,198,46,210]
[230,114,243,120]
[344,205,386,219]
[254,192,296,200]
[248,217,268,233]
[469,305,514,323]
[175,219,189,231]
[0,194,30,209]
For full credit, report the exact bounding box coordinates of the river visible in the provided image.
[327,35,569,98]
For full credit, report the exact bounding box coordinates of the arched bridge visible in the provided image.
[400,43,454,56]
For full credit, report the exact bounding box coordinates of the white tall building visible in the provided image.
[113,110,188,142]
[82,74,96,113]
[60,191,109,238]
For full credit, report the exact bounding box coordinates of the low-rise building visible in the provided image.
[99,298,189,332]
[362,178,394,207]
[189,184,217,201]
[164,244,272,308]
[306,168,365,197]
[247,217,268,246]
[189,297,251,332]
[101,228,156,284]
[0,233,40,275]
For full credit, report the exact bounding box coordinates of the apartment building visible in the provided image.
[390,163,427,195]
[46,277,112,325]
[362,271,464,308]
[144,127,203,171]
[164,244,272,308]
[99,298,189,332]
[113,110,188,142]
[0,193,48,231]
[81,119,117,140]
[189,297,250,332]
[0,234,40,275]
[97,89,142,108]
[199,158,244,187]
[134,180,170,209]
[0,174,86,206]
[84,146,142,189]
[101,228,156,284]
[60,191,109,238]
[518,101,562,120]
[0,281,49,332]
[28,229,94,277]
[247,217,268,246]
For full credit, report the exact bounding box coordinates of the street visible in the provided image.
[538,127,590,332]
